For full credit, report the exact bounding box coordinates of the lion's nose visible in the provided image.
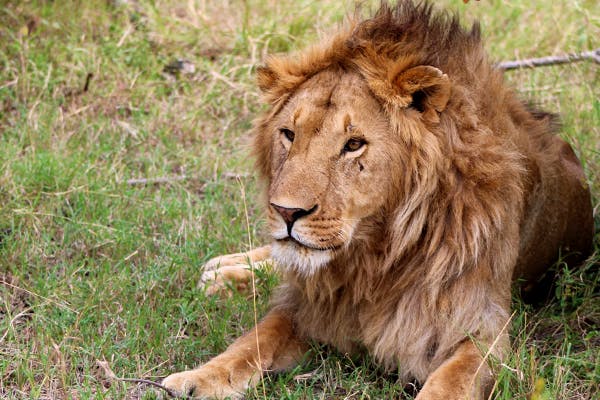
[270,203,317,233]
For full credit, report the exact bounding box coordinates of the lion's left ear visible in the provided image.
[392,65,451,123]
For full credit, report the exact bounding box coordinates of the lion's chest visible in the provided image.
[292,287,441,382]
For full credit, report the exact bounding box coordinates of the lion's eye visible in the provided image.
[343,138,366,153]
[280,128,295,142]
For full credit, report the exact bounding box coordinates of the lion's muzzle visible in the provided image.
[270,202,318,236]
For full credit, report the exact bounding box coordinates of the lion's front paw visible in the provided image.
[200,258,273,297]
[161,368,242,399]
[200,264,254,297]
[198,246,273,297]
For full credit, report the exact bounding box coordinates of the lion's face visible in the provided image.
[261,69,402,274]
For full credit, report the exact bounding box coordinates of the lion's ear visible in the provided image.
[392,65,451,123]
[256,65,278,93]
[256,64,293,104]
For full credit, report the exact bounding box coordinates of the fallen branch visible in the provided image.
[126,172,250,186]
[126,175,187,185]
[96,359,182,399]
[497,48,600,70]
[117,377,181,398]
[222,172,250,180]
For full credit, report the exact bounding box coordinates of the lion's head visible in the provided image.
[265,69,389,264]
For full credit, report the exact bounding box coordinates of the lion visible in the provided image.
[162,2,593,398]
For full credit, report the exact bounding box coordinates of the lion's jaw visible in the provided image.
[270,240,338,276]
[260,69,397,275]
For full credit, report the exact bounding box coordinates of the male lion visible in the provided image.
[162,2,593,398]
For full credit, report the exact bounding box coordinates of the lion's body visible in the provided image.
[162,2,593,398]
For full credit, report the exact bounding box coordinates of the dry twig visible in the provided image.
[118,377,181,398]
[126,175,188,185]
[126,172,249,186]
[497,48,600,70]
[96,360,182,399]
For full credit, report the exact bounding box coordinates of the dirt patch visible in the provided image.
[0,271,32,318]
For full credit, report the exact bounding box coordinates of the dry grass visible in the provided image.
[0,0,598,399]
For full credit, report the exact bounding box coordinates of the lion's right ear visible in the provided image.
[392,65,451,124]
[256,65,278,93]
[256,64,293,104]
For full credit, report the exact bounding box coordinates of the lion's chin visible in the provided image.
[271,240,334,275]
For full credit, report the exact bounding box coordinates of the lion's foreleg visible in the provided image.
[202,246,272,271]
[162,308,306,399]
[416,340,497,400]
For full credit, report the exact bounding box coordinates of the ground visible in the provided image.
[0,0,598,399]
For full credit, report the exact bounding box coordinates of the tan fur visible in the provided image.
[162,2,593,398]
[200,246,271,296]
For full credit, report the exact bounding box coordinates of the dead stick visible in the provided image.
[96,359,184,398]
[497,48,600,70]
[117,377,183,398]
[126,172,248,186]
[126,176,187,185]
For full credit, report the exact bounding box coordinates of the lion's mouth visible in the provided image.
[277,237,342,252]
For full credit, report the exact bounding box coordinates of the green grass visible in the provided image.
[0,0,598,399]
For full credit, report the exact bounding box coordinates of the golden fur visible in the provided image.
[162,2,593,398]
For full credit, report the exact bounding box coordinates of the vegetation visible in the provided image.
[0,0,598,398]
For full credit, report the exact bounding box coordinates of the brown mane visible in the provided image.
[348,2,483,74]
[256,2,486,106]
